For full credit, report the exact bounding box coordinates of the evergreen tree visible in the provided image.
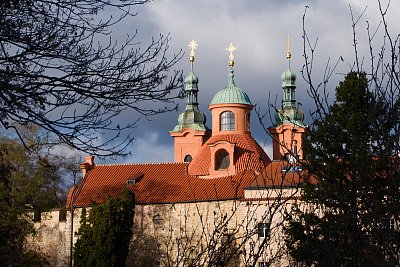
[0,148,47,266]
[74,188,135,267]
[285,72,400,266]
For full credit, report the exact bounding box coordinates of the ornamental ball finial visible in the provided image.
[285,34,292,65]
[286,51,292,60]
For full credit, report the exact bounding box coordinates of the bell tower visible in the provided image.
[268,36,306,161]
[170,39,210,162]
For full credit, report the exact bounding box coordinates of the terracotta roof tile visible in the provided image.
[68,162,262,207]
[67,133,274,207]
[188,133,271,176]
[66,186,77,209]
[247,161,308,189]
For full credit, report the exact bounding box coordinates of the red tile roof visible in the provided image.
[188,133,271,176]
[67,162,263,207]
[66,133,275,208]
[247,161,314,189]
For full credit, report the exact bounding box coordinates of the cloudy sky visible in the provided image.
[99,0,400,164]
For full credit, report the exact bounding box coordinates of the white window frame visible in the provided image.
[220,111,235,131]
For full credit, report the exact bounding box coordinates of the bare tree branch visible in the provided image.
[0,0,183,157]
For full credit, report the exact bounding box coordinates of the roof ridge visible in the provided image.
[95,162,189,167]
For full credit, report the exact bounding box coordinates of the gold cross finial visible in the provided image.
[226,42,237,67]
[285,34,292,60]
[188,38,198,63]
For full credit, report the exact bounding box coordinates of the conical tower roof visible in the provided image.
[274,47,305,127]
[171,40,208,132]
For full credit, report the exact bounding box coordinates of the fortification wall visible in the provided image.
[26,208,82,267]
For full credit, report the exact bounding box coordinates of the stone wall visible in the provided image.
[26,208,83,267]
[132,200,246,266]
[27,191,293,266]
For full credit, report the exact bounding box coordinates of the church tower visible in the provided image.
[170,39,210,162]
[188,43,270,178]
[209,43,253,137]
[268,39,306,161]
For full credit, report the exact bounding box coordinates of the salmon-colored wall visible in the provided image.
[209,103,253,135]
[268,124,305,161]
[170,129,209,162]
[208,141,236,177]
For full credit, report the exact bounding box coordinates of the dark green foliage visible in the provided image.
[74,188,135,267]
[0,147,47,266]
[285,72,400,266]
[20,249,49,267]
[0,130,77,215]
[0,130,79,266]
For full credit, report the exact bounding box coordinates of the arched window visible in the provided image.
[220,111,235,131]
[215,149,230,170]
[184,155,192,162]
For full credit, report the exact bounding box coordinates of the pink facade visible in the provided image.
[170,129,209,162]
[269,124,305,161]
[209,103,252,135]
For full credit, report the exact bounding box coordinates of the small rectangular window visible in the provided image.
[126,173,144,186]
[33,210,41,222]
[389,217,396,230]
[220,111,235,131]
[59,208,67,221]
[257,222,270,239]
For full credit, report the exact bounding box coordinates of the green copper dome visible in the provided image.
[275,106,305,127]
[185,71,199,90]
[274,65,305,128]
[281,67,296,88]
[173,109,207,131]
[171,68,208,132]
[210,69,252,105]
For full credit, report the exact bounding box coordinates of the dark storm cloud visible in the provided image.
[99,0,400,164]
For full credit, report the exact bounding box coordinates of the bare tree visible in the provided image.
[0,0,183,157]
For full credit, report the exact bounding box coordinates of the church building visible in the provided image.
[33,40,307,267]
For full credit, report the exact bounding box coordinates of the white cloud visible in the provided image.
[123,132,174,163]
[49,144,85,159]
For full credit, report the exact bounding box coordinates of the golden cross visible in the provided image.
[285,34,292,52]
[188,38,198,62]
[226,42,237,61]
[226,42,237,67]
[285,34,292,59]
